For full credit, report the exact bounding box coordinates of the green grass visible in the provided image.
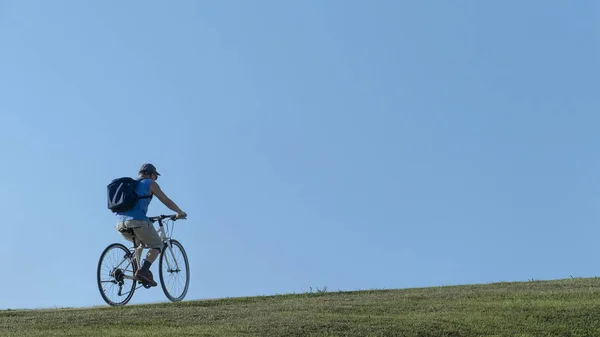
[3,278,600,336]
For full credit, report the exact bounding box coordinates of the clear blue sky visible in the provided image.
[1,0,599,309]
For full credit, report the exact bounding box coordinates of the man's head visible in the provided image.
[139,163,161,181]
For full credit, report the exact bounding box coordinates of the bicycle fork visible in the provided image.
[164,241,180,272]
[158,226,180,273]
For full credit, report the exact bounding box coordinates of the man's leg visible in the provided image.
[139,248,160,272]
[118,221,145,271]
[132,221,163,286]
[134,245,144,272]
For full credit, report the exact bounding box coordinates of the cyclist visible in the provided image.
[114,163,187,287]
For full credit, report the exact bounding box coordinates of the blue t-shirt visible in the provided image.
[115,178,153,222]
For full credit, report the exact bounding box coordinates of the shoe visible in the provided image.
[135,269,157,287]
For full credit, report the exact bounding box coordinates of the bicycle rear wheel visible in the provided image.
[97,243,138,306]
[159,239,190,302]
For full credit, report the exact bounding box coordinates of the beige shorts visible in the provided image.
[116,220,163,250]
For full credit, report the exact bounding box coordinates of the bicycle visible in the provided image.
[96,214,190,306]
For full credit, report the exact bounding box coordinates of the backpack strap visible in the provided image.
[135,177,153,200]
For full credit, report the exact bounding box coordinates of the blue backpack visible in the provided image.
[107,177,152,213]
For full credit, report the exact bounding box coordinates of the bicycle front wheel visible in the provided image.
[159,239,190,302]
[97,243,138,306]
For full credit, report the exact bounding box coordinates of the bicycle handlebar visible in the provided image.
[148,214,186,224]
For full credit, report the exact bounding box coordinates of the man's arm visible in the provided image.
[150,181,187,218]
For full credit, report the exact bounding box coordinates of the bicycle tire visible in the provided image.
[97,243,138,306]
[159,239,190,302]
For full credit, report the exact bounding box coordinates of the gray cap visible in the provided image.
[139,163,160,176]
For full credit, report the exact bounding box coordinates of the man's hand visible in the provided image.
[176,212,187,220]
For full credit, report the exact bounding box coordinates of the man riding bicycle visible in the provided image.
[114,163,187,287]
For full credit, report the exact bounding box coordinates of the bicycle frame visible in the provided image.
[115,215,183,283]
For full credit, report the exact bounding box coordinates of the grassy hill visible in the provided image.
[2,277,600,336]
